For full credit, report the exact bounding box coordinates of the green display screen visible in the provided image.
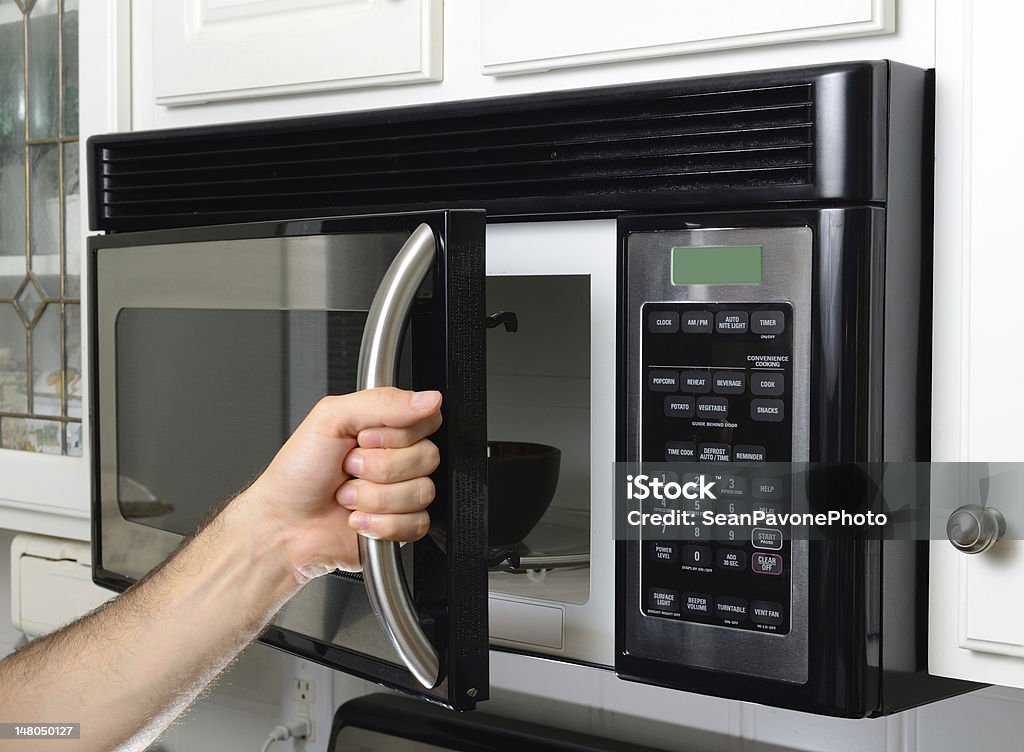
[671,245,764,286]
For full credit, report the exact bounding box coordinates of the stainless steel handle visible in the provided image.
[356,223,439,689]
[947,504,1006,554]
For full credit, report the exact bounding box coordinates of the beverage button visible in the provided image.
[752,478,784,500]
[665,441,696,462]
[681,311,713,334]
[648,369,679,392]
[751,371,785,397]
[647,588,680,613]
[751,398,785,422]
[751,552,785,576]
[715,596,749,622]
[750,600,785,626]
[715,311,750,334]
[679,371,712,393]
[712,371,746,395]
[664,395,695,418]
[697,442,731,462]
[649,541,679,563]
[733,444,767,463]
[716,548,747,572]
[682,545,713,569]
[752,310,786,335]
[648,310,680,334]
[683,592,713,616]
[695,397,729,420]
[752,528,784,550]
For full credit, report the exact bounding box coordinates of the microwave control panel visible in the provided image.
[639,302,793,635]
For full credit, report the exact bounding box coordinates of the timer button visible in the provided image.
[648,310,680,334]
[752,310,786,334]
[715,311,750,334]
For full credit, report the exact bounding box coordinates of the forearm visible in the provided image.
[0,492,299,752]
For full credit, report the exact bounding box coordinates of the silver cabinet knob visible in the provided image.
[947,505,1006,554]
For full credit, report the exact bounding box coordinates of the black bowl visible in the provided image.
[487,441,561,548]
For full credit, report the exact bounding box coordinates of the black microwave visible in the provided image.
[88,60,975,717]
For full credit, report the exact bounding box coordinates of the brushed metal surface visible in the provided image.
[624,224,812,684]
[355,223,441,688]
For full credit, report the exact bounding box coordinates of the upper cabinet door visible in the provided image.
[480,0,893,76]
[151,0,442,105]
[930,0,1024,689]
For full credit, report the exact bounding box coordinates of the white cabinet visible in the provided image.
[480,0,894,76]
[151,0,442,105]
[929,0,1024,688]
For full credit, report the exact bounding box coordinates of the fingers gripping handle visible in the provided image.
[356,223,440,689]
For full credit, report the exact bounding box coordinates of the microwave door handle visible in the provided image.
[356,222,440,689]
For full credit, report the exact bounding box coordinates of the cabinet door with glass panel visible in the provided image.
[0,1,85,527]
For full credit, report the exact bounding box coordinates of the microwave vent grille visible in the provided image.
[91,75,833,229]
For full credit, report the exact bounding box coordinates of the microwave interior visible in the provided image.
[485,274,591,608]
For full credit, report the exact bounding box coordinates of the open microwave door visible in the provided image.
[89,210,488,709]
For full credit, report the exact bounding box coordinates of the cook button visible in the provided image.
[664,395,695,418]
[648,310,680,334]
[716,548,747,572]
[697,442,731,462]
[751,371,785,397]
[683,592,713,616]
[733,444,766,463]
[648,370,679,392]
[681,311,713,334]
[715,596,749,621]
[695,397,729,419]
[679,371,712,393]
[752,528,784,550]
[715,311,749,334]
[665,441,696,461]
[750,601,785,626]
[751,552,784,575]
[751,398,785,422]
[712,371,746,395]
[752,310,786,334]
[647,588,680,613]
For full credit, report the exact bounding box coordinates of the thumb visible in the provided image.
[311,387,442,438]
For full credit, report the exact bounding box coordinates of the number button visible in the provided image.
[682,545,713,570]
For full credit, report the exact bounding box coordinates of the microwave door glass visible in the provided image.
[114,308,385,533]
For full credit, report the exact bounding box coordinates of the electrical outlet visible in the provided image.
[287,659,335,749]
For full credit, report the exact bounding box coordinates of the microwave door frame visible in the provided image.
[89,210,489,710]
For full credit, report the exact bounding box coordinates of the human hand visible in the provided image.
[240,387,443,582]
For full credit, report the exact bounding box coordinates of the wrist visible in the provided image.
[223,489,306,598]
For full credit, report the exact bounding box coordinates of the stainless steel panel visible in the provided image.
[96,231,408,666]
[624,225,812,684]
